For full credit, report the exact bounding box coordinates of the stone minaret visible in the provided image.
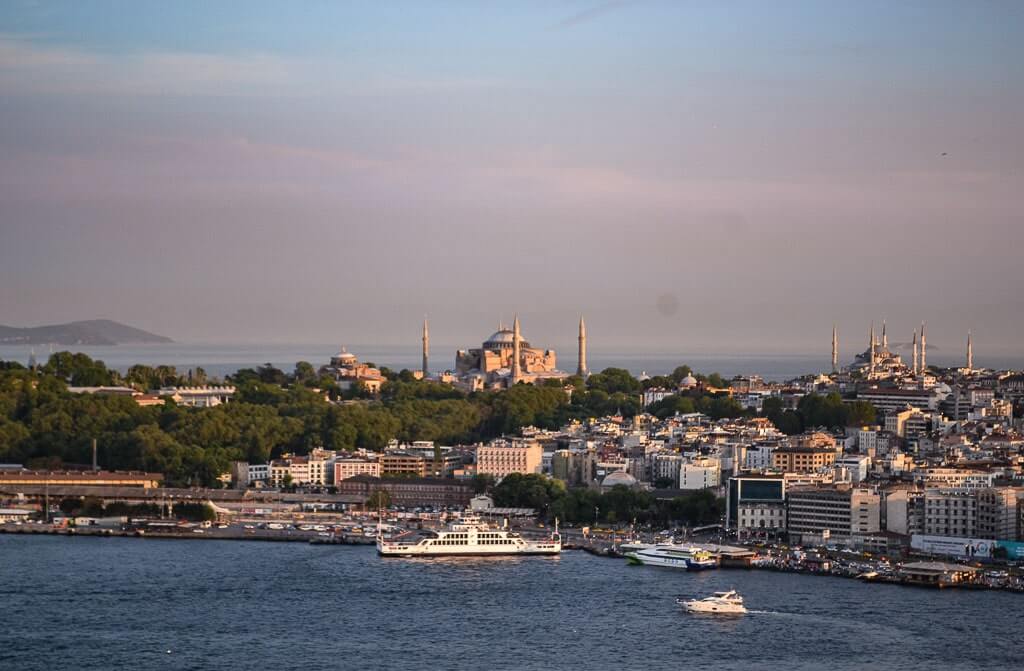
[511,314,522,383]
[912,330,919,375]
[868,322,876,378]
[831,324,838,373]
[421,318,429,377]
[881,320,888,349]
[577,316,588,378]
[920,322,927,371]
[966,331,973,371]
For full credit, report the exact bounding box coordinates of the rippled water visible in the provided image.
[1,535,1019,670]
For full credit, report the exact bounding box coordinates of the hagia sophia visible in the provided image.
[323,315,589,393]
[449,315,586,390]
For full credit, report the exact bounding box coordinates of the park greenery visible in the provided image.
[491,473,724,526]
[0,353,871,486]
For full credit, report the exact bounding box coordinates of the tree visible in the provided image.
[471,474,496,494]
[670,365,693,383]
[586,368,641,395]
[172,502,216,522]
[293,361,317,385]
[367,489,392,510]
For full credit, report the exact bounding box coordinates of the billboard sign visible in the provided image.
[910,534,994,559]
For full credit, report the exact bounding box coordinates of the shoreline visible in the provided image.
[5,527,1021,593]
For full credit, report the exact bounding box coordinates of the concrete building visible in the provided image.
[335,475,472,508]
[157,385,235,407]
[551,449,596,486]
[786,486,880,542]
[976,487,1022,540]
[380,452,430,478]
[679,458,721,490]
[884,488,924,536]
[476,439,543,479]
[744,443,777,471]
[858,388,938,415]
[333,457,382,482]
[726,475,786,531]
[650,453,685,487]
[924,489,977,538]
[772,447,837,473]
[834,455,871,483]
[0,470,162,488]
[915,468,996,491]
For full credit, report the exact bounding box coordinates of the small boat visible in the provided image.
[678,590,747,615]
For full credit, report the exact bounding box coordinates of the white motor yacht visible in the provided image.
[678,590,747,614]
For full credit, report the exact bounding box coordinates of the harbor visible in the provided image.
[5,516,1022,593]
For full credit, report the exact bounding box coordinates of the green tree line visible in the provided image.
[491,474,724,526]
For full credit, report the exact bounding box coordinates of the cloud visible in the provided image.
[0,35,509,99]
[550,1,638,30]
[0,34,301,97]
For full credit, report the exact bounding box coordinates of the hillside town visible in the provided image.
[3,321,1024,569]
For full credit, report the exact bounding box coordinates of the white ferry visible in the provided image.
[678,590,747,615]
[377,514,561,557]
[625,545,718,570]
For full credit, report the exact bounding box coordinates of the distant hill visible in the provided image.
[0,320,173,346]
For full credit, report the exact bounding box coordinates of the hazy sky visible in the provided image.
[1,1,1022,356]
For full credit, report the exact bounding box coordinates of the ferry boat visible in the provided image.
[625,545,718,570]
[678,590,747,615]
[376,514,561,557]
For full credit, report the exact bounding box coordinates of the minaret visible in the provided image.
[831,324,838,373]
[421,318,429,377]
[966,331,973,371]
[868,321,876,378]
[577,316,588,378]
[912,331,919,375]
[881,320,888,350]
[511,314,522,383]
[920,322,927,371]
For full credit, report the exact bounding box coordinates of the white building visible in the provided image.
[679,458,721,490]
[247,463,269,484]
[916,468,996,491]
[158,385,235,408]
[834,455,871,483]
[744,444,776,471]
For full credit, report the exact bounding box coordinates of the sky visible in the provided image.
[1,1,1022,357]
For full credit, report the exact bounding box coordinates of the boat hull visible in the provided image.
[625,551,718,571]
[683,603,747,615]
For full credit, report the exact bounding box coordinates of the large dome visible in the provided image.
[484,329,529,349]
[485,329,515,344]
[601,471,638,488]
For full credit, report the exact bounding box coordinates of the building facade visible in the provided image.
[476,440,543,479]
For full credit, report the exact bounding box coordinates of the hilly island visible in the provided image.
[0,319,172,346]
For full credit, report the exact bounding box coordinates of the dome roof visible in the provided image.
[484,328,529,349]
[601,471,638,488]
[485,329,515,344]
[680,374,698,387]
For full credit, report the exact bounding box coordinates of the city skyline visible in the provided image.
[2,2,1022,353]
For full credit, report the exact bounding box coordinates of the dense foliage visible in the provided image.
[761,393,876,435]
[0,353,744,487]
[492,474,724,526]
[0,352,866,486]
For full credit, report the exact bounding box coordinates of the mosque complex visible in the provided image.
[323,315,589,393]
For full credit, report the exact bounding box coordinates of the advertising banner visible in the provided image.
[910,534,994,559]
